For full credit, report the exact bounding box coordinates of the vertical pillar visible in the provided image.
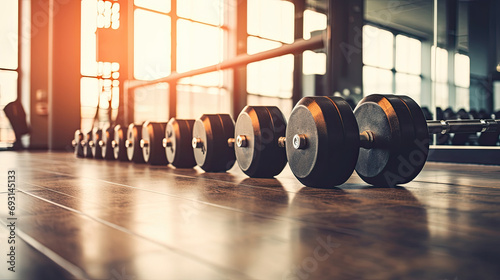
[30,0,50,149]
[292,0,305,106]
[169,0,177,118]
[232,0,247,118]
[47,0,80,150]
[326,0,363,102]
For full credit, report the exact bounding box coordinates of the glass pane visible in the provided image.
[177,20,223,72]
[303,10,327,40]
[134,10,171,80]
[455,53,470,88]
[363,25,393,69]
[247,94,293,117]
[455,86,470,111]
[0,0,18,69]
[80,77,99,112]
[81,0,98,76]
[0,70,18,105]
[363,66,393,95]
[177,85,230,118]
[247,37,293,98]
[431,46,448,83]
[177,0,223,25]
[395,34,421,75]
[248,0,294,43]
[134,83,169,123]
[178,72,222,87]
[303,51,326,75]
[0,70,17,143]
[247,36,281,55]
[395,73,421,103]
[435,82,449,109]
[134,0,170,13]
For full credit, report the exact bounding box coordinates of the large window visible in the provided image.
[432,46,449,108]
[81,0,121,131]
[0,0,19,145]
[176,0,229,118]
[302,9,327,76]
[362,25,423,103]
[362,25,394,95]
[454,53,470,111]
[246,0,295,115]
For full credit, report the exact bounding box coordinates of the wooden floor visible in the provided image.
[1,151,500,279]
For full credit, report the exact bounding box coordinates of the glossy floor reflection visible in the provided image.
[0,151,499,279]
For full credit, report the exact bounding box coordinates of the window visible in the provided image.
[132,1,173,122]
[302,10,327,75]
[0,0,19,145]
[432,46,449,108]
[362,25,422,103]
[454,53,470,110]
[175,0,229,118]
[247,0,295,115]
[134,9,171,80]
[81,0,121,131]
[395,34,422,102]
[362,25,394,95]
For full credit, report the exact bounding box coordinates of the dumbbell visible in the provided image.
[83,130,93,158]
[126,123,145,163]
[162,118,197,168]
[191,106,287,177]
[99,125,115,160]
[191,114,236,172]
[286,94,500,188]
[89,128,103,159]
[72,130,84,158]
[140,121,168,165]
[112,124,128,161]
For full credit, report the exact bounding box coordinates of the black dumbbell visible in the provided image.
[83,130,93,158]
[282,95,429,187]
[163,118,197,168]
[89,128,103,159]
[232,106,287,177]
[99,125,115,160]
[72,130,84,158]
[140,121,168,165]
[285,96,360,187]
[126,123,145,163]
[284,95,430,187]
[112,124,128,161]
[192,114,236,172]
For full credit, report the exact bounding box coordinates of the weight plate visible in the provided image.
[142,122,168,165]
[113,125,128,161]
[286,97,360,187]
[126,123,145,163]
[83,131,93,158]
[73,130,84,158]
[165,118,196,168]
[354,94,421,187]
[234,106,287,178]
[91,128,103,159]
[397,95,430,183]
[101,125,115,160]
[192,114,236,172]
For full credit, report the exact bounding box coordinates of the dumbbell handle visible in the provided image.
[427,119,499,134]
[359,119,500,149]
